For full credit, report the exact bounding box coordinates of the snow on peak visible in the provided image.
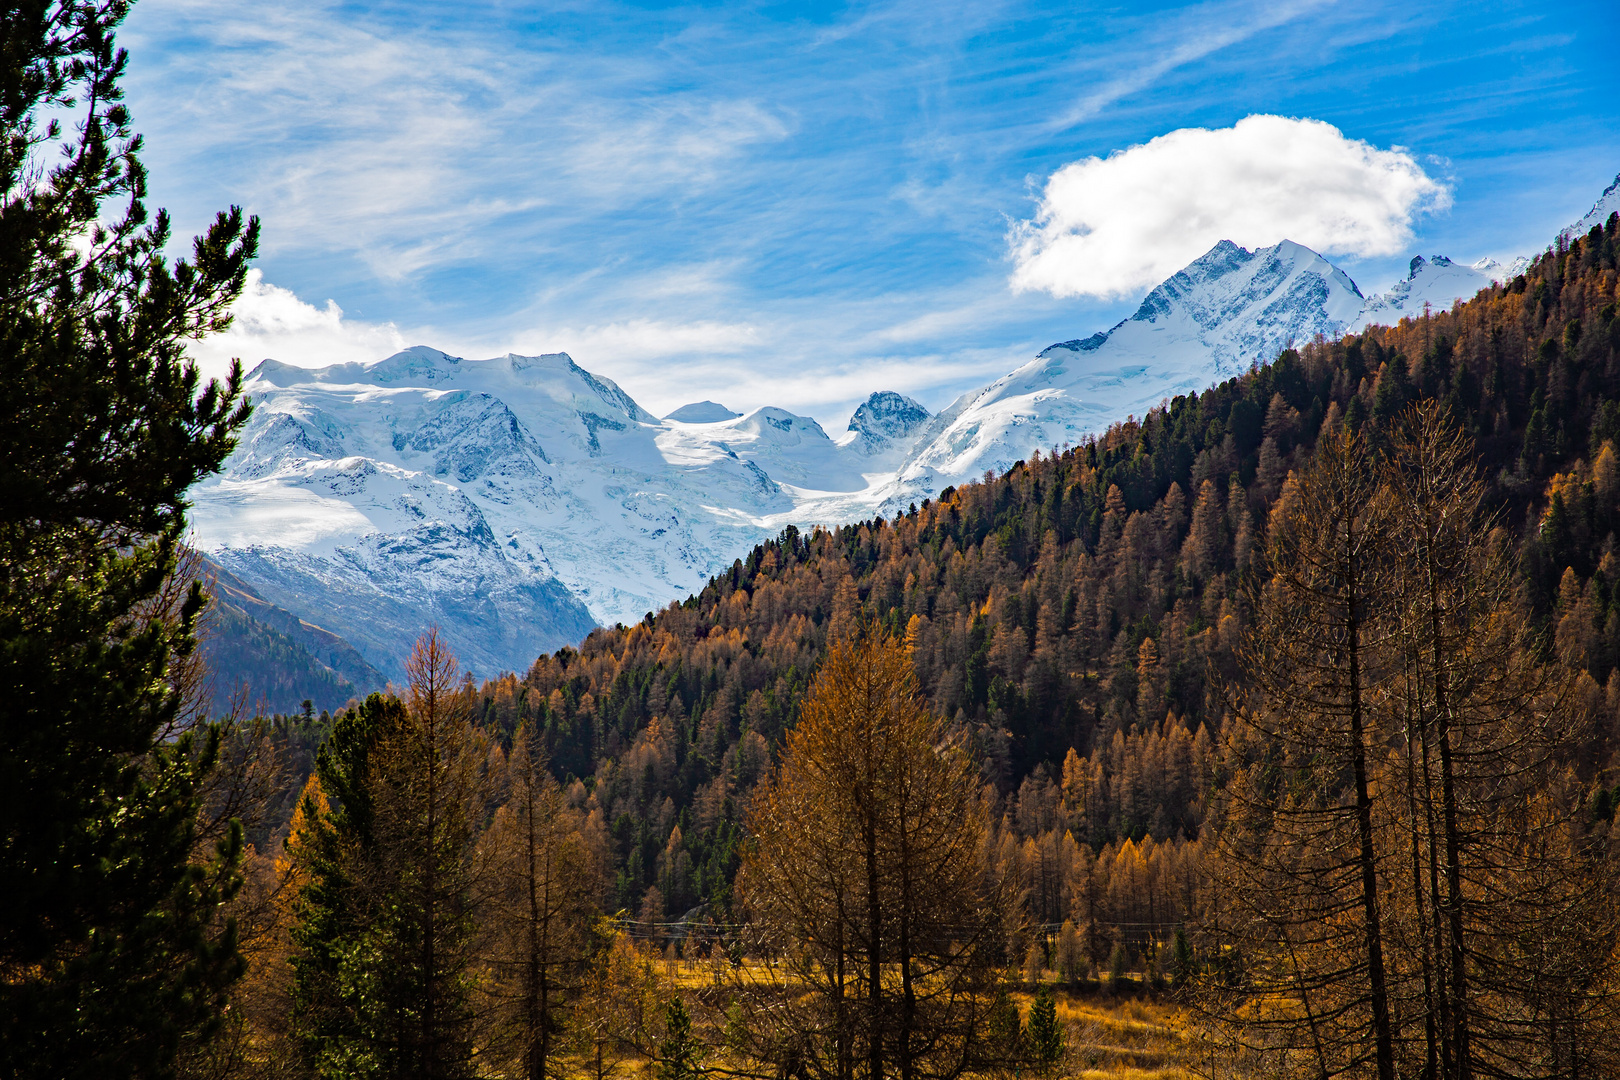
[367,345,463,382]
[1470,255,1533,283]
[1121,239,1364,367]
[849,391,930,443]
[196,350,817,676]
[665,401,742,423]
[889,238,1363,499]
[1560,172,1620,247]
[200,177,1620,679]
[1352,254,1499,330]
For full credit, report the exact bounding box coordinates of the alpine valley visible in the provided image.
[189,175,1620,705]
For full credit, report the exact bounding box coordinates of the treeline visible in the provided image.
[10,5,1620,1075]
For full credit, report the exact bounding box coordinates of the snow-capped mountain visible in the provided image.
[886,239,1363,497]
[1351,254,1528,329]
[194,350,795,678]
[843,391,931,457]
[192,356,937,678]
[196,173,1618,686]
[190,234,1483,682]
[1560,172,1620,246]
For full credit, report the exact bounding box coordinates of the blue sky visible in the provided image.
[125,0,1620,426]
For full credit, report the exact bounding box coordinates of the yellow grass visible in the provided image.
[612,939,1230,1079]
[1019,986,1200,1079]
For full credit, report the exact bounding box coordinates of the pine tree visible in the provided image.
[291,632,493,1079]
[1026,987,1064,1074]
[0,1,258,1075]
[657,997,703,1080]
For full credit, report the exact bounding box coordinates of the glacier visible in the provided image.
[191,351,941,678]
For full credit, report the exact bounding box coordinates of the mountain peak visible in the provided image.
[1353,252,1505,330]
[665,401,742,423]
[367,346,464,382]
[849,391,930,442]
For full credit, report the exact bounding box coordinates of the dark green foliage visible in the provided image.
[0,1,258,1076]
[1108,942,1129,992]
[1027,986,1064,1072]
[984,986,1024,1066]
[1170,928,1194,988]
[291,694,394,1077]
[292,691,481,1080]
[658,997,703,1080]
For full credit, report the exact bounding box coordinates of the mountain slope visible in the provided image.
[198,557,385,713]
[471,211,1620,921]
[193,177,1620,691]
[891,239,1364,497]
[1561,172,1620,246]
[1351,254,1527,328]
[192,353,944,678]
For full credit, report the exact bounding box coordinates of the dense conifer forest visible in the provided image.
[446,210,1620,932]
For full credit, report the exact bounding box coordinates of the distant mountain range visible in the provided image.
[189,173,1620,696]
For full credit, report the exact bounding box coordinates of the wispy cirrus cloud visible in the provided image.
[126,1,791,283]
[1052,0,1338,129]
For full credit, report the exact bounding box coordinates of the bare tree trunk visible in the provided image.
[1345,521,1397,1080]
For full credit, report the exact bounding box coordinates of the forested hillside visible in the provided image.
[465,212,1620,931]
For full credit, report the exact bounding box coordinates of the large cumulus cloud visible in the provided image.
[1009,114,1451,299]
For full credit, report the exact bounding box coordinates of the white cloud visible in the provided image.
[186,269,407,383]
[1009,114,1451,299]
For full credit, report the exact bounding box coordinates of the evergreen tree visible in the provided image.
[290,692,395,1076]
[1026,987,1064,1074]
[0,1,258,1075]
[983,987,1024,1070]
[290,632,492,1080]
[657,997,703,1080]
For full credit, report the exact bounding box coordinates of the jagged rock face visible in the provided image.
[848,391,930,451]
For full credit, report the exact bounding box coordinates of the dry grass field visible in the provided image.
[578,939,1222,1080]
[1014,983,1203,1080]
